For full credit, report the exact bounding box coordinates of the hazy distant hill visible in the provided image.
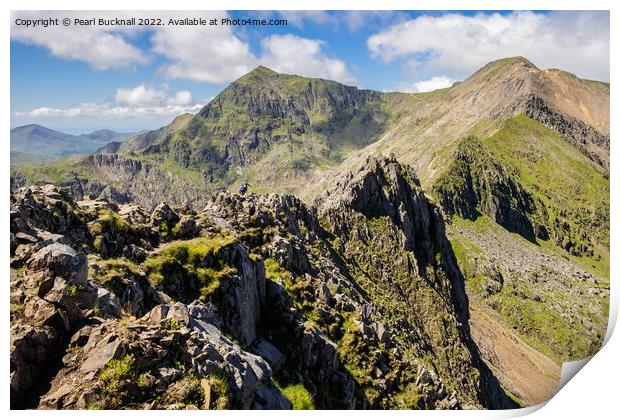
[10,124,135,160]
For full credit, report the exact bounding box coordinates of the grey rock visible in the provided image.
[28,243,88,283]
[217,243,264,346]
[150,202,179,228]
[23,296,58,327]
[96,287,121,318]
[44,276,98,323]
[80,336,121,373]
[10,324,57,397]
[253,339,286,370]
[176,215,197,239]
[158,367,181,384]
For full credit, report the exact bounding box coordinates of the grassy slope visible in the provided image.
[449,215,607,364]
[11,156,97,184]
[445,115,609,364]
[482,114,609,277]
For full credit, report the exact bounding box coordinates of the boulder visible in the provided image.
[44,277,98,323]
[79,336,121,373]
[300,326,339,383]
[176,215,198,239]
[28,243,88,283]
[10,324,57,399]
[150,202,180,229]
[23,296,58,327]
[96,287,121,318]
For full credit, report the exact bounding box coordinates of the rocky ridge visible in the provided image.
[10,156,512,410]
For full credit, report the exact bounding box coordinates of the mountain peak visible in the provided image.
[467,56,540,82]
[12,123,54,133]
[318,154,422,218]
[499,56,537,68]
[235,65,281,83]
[253,65,278,74]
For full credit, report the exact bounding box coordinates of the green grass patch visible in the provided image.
[276,382,315,409]
[144,235,237,301]
[97,355,139,408]
[204,375,231,409]
[93,257,142,284]
[164,375,205,409]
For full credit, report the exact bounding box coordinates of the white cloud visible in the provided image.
[15,84,203,119]
[168,90,193,106]
[10,11,255,81]
[153,27,357,84]
[395,76,456,93]
[259,34,356,85]
[11,11,148,70]
[114,85,167,106]
[11,11,358,85]
[367,11,610,81]
[15,103,204,119]
[151,11,256,84]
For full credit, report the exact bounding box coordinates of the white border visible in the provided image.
[2,1,617,418]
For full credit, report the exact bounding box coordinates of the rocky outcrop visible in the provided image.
[317,155,471,322]
[150,202,180,231]
[434,134,604,258]
[10,324,58,403]
[215,244,265,345]
[39,301,290,409]
[10,161,511,409]
[522,95,609,168]
[434,137,542,242]
[10,185,91,250]
[316,155,512,409]
[28,243,98,323]
[45,154,213,211]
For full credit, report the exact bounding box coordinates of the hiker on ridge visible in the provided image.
[239,182,250,196]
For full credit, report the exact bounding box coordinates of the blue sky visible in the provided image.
[10,10,609,133]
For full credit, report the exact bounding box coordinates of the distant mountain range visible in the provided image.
[10,124,136,162]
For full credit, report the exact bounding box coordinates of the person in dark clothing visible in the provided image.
[239,183,250,196]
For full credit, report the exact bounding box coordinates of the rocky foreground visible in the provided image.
[10,156,514,410]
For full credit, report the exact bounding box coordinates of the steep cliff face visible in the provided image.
[434,115,608,260]
[52,154,213,211]
[521,95,609,169]
[315,155,509,409]
[434,137,541,242]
